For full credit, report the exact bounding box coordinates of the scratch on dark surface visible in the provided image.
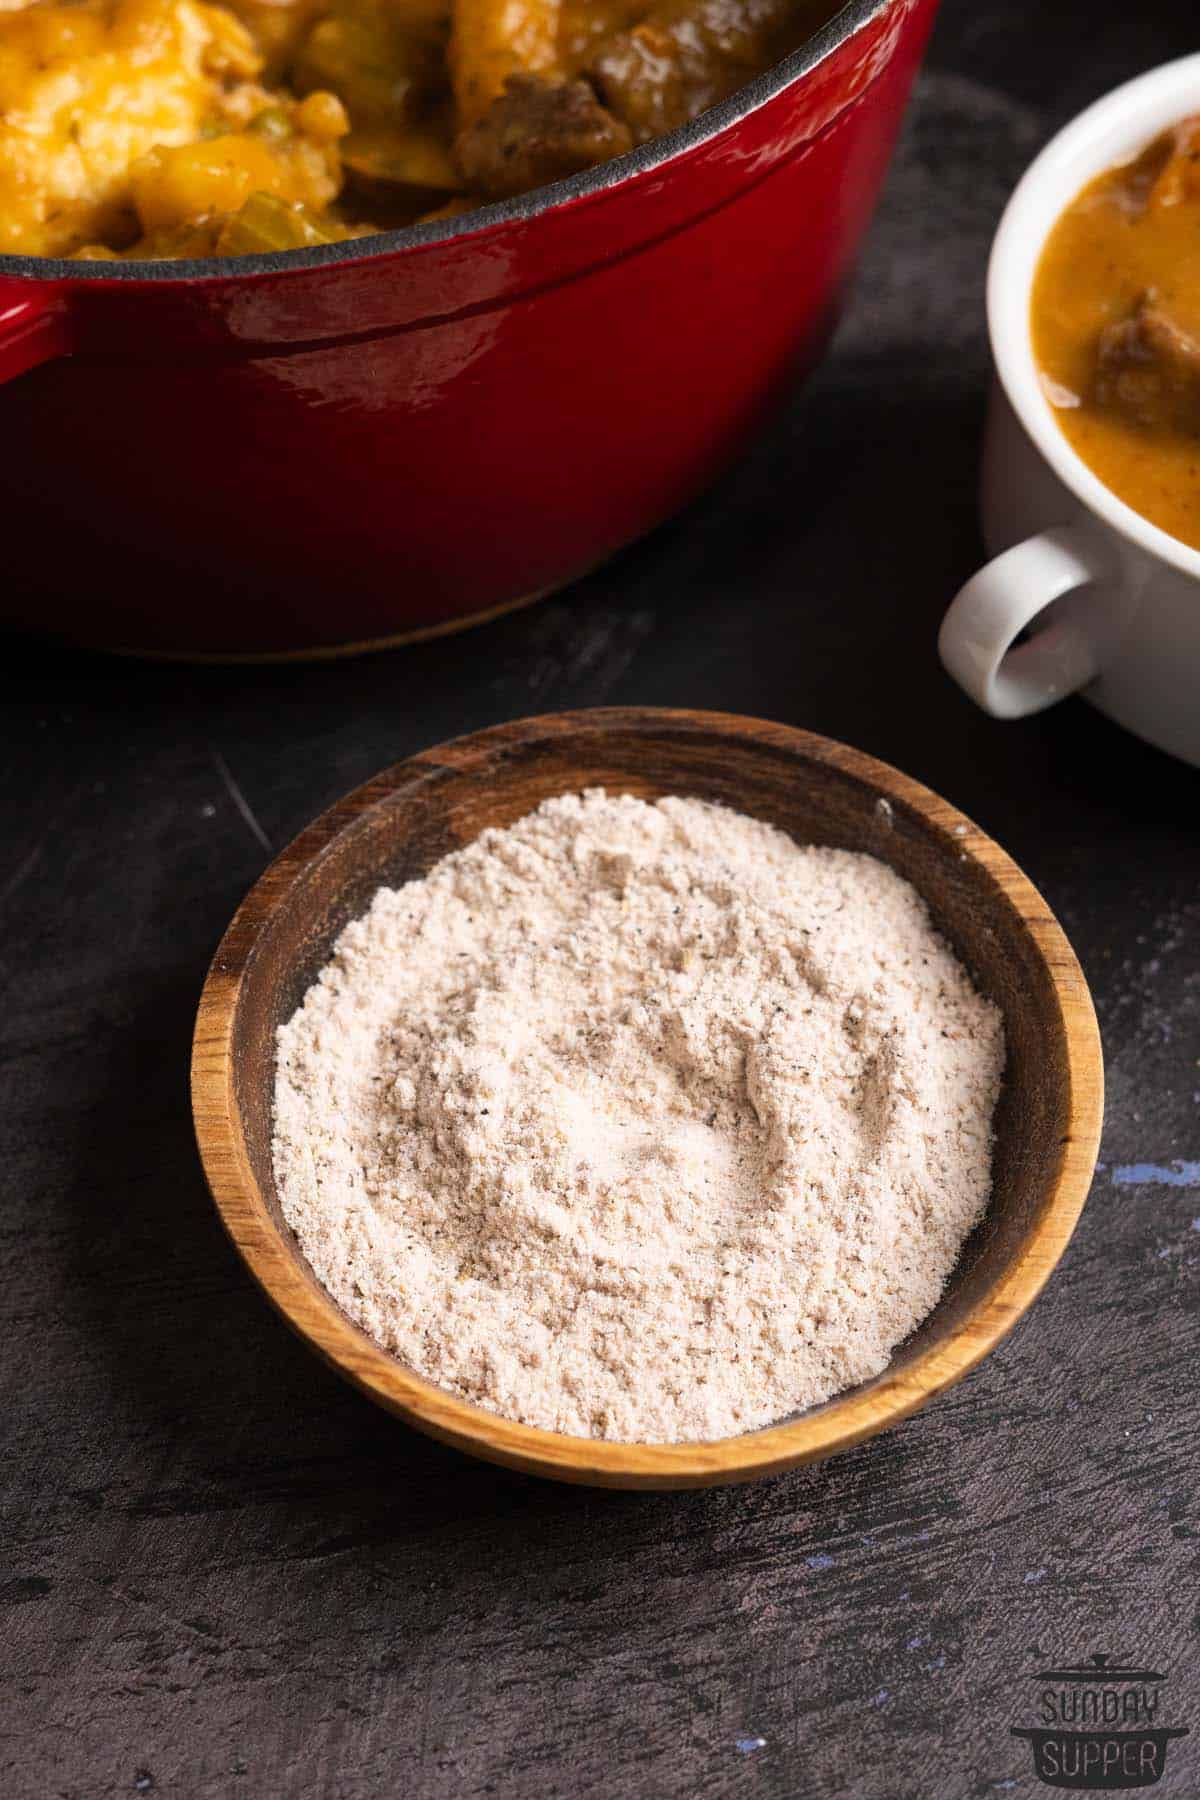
[210,749,271,853]
[564,609,656,696]
[0,842,42,913]
[510,605,656,709]
[106,1581,227,1649]
[0,772,89,919]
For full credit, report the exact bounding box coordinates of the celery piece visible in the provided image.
[215,193,337,254]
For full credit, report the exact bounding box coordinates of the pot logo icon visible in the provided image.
[1012,1653,1189,1790]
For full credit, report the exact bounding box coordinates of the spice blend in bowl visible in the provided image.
[192,709,1102,1486]
[274,790,1005,1443]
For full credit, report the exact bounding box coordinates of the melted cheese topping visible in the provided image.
[0,0,345,254]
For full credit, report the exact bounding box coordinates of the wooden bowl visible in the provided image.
[191,709,1103,1488]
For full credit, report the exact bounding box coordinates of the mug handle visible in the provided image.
[938,524,1106,720]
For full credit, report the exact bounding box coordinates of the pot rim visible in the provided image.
[0,0,892,286]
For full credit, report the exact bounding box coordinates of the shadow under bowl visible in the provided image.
[191,707,1103,1487]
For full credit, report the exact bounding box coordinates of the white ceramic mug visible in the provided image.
[938,56,1200,767]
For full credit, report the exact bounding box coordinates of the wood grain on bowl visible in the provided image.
[191,708,1104,1488]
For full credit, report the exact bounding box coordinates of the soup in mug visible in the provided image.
[1032,115,1200,552]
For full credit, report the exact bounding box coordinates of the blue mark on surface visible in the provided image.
[805,1553,835,1570]
[1112,1161,1200,1187]
[735,1737,765,1756]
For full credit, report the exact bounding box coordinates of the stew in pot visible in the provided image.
[0,0,835,259]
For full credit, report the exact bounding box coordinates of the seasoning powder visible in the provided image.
[273,791,1004,1443]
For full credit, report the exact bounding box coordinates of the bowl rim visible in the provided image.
[0,0,894,287]
[988,51,1200,584]
[191,707,1104,1489]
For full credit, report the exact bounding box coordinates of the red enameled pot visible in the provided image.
[0,0,937,658]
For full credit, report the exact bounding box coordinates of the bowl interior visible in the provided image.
[205,711,1097,1482]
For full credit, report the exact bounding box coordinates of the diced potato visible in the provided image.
[448,0,562,127]
[130,93,347,234]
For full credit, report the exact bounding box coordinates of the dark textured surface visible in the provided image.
[4,2,1199,1794]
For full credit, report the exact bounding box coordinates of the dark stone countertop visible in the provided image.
[4,2,1199,1794]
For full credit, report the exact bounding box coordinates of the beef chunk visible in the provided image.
[455,73,633,199]
[1146,114,1200,210]
[1095,292,1200,435]
[588,0,800,143]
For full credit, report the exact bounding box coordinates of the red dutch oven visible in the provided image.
[0,0,937,658]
